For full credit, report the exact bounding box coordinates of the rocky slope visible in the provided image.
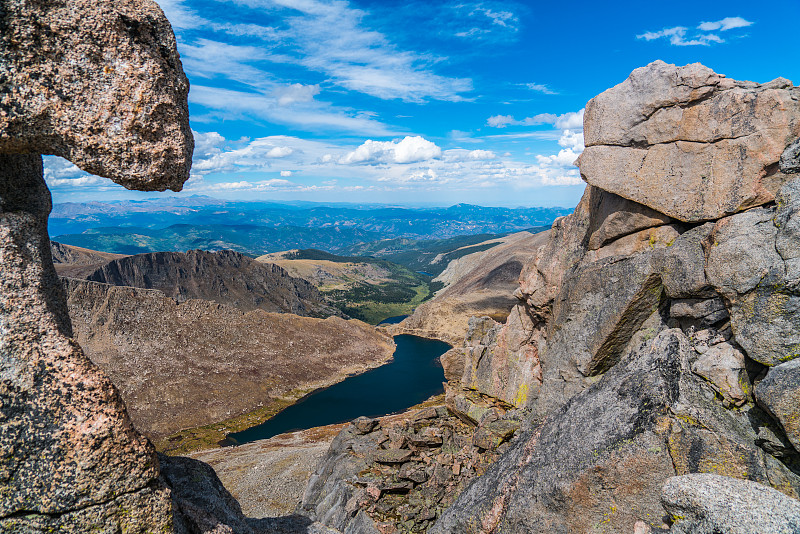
[64,278,395,444]
[83,248,342,317]
[50,241,128,278]
[299,61,800,533]
[389,231,545,344]
[258,250,400,291]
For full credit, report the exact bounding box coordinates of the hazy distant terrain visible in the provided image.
[50,196,568,256]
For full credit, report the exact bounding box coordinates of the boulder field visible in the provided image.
[299,62,800,533]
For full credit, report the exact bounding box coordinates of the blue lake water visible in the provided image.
[227,334,451,445]
[377,314,409,325]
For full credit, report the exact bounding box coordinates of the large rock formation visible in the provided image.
[429,62,800,533]
[0,0,193,531]
[300,62,800,533]
[84,248,343,317]
[578,60,800,222]
[64,278,394,442]
[0,0,193,191]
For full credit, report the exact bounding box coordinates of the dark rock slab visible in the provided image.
[756,359,800,452]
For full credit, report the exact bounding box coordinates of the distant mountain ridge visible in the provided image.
[84,249,342,318]
[50,197,570,255]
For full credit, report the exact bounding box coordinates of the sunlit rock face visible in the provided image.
[0,0,193,531]
[426,61,800,534]
[579,60,800,223]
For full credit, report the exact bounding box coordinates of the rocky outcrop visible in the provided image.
[662,474,800,534]
[64,278,395,442]
[51,241,128,278]
[391,232,545,344]
[301,62,800,533]
[300,405,522,534]
[0,0,193,530]
[432,329,800,533]
[84,248,343,317]
[756,359,800,452]
[578,61,800,223]
[427,62,800,532]
[0,0,193,191]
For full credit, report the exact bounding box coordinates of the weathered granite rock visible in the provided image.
[782,138,800,174]
[515,186,593,318]
[756,359,800,452]
[301,407,506,533]
[308,64,800,533]
[775,178,800,286]
[705,201,800,366]
[431,330,800,533]
[159,454,257,534]
[0,0,193,191]
[548,249,664,377]
[659,223,715,299]
[662,474,800,534]
[588,188,674,250]
[578,61,800,222]
[669,298,727,324]
[0,0,192,529]
[691,342,750,407]
[453,312,542,412]
[0,154,175,530]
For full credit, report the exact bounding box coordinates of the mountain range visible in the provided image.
[50,197,568,256]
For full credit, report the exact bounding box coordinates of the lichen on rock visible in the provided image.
[0,0,193,530]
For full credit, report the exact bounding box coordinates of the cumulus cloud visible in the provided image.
[638,16,752,46]
[337,136,442,165]
[442,149,497,162]
[267,146,294,158]
[486,114,516,128]
[558,129,584,151]
[273,84,321,106]
[280,170,293,177]
[486,109,584,130]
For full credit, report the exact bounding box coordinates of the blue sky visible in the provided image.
[45,0,800,208]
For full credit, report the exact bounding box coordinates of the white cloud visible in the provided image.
[554,110,584,129]
[209,0,473,103]
[487,115,516,128]
[638,16,752,46]
[160,129,587,198]
[468,149,497,160]
[190,135,329,175]
[525,83,558,95]
[47,175,107,187]
[698,16,753,31]
[273,83,320,106]
[486,109,584,130]
[453,3,520,39]
[267,146,294,158]
[558,130,584,151]
[190,85,397,136]
[338,136,442,165]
